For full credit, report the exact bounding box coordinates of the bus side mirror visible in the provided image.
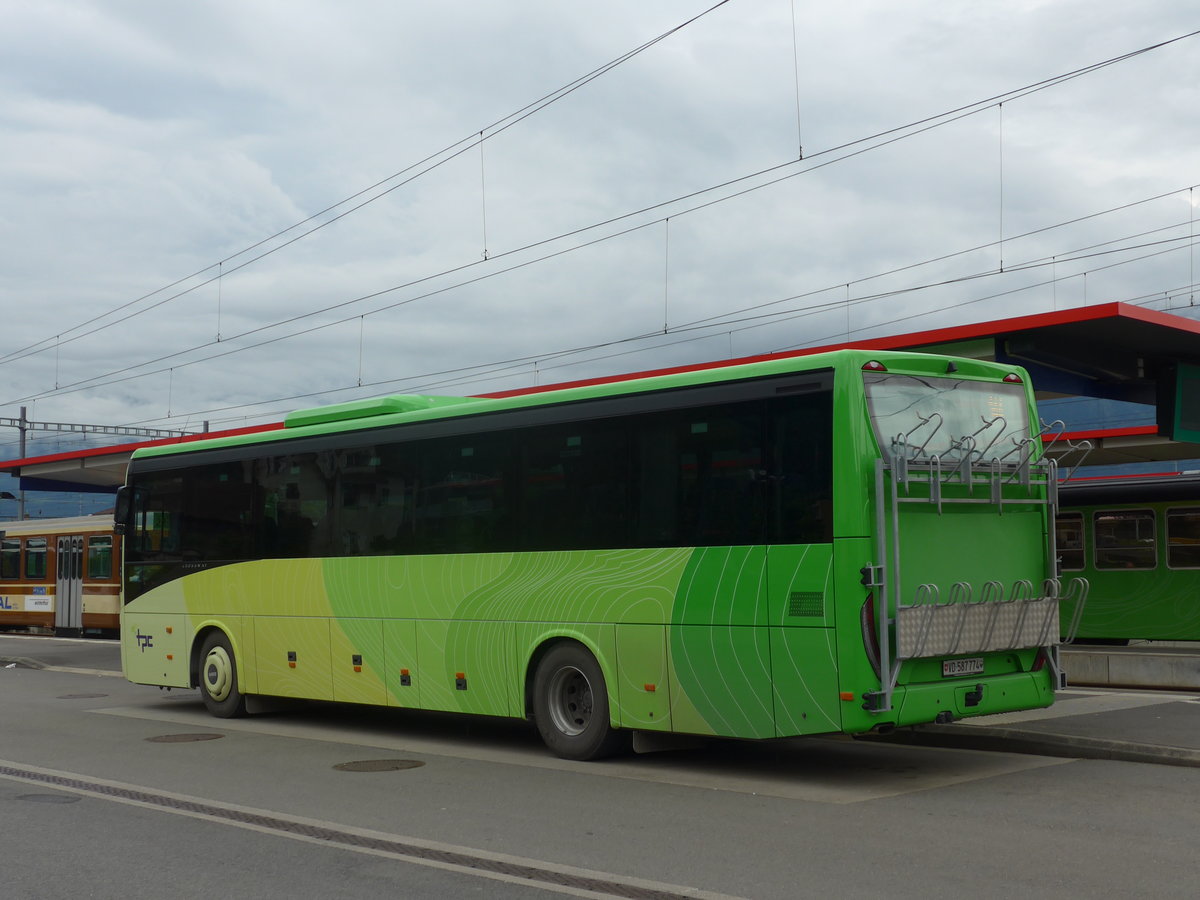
[113,486,130,536]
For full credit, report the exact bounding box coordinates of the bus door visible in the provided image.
[55,535,84,634]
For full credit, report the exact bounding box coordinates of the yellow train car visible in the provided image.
[0,515,121,635]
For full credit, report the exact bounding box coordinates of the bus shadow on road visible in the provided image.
[124,691,1065,802]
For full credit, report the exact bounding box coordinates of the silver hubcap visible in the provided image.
[547,665,593,736]
[203,645,233,702]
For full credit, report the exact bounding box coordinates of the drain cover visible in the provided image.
[19,793,81,804]
[333,759,425,772]
[57,693,108,700]
[145,733,225,743]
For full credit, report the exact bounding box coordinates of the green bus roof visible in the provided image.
[132,348,1027,461]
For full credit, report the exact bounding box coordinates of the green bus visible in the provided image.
[1057,473,1200,642]
[116,348,1082,759]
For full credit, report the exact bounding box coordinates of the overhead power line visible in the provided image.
[0,0,735,372]
[37,221,1200,427]
[5,19,1194,398]
[16,23,1200,411]
[7,22,1199,421]
[11,167,1199,411]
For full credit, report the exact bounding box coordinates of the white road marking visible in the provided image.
[0,758,744,900]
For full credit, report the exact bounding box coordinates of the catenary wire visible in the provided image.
[4,23,1193,384]
[9,26,1200,426]
[0,0,736,369]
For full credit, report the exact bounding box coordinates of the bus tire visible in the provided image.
[532,643,627,761]
[198,631,247,718]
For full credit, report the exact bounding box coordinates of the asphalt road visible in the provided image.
[2,635,1199,899]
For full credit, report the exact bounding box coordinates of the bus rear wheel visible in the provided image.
[198,631,247,718]
[532,643,627,761]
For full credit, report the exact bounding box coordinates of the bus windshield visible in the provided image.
[864,371,1031,464]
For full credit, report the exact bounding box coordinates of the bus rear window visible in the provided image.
[864,372,1030,464]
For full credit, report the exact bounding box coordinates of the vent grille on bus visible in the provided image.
[787,591,825,618]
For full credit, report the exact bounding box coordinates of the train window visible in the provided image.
[1166,508,1200,569]
[1,538,18,579]
[24,538,48,580]
[87,536,113,579]
[1093,509,1156,570]
[1055,512,1085,571]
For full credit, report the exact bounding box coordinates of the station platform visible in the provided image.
[1061,642,1200,691]
[882,683,1200,768]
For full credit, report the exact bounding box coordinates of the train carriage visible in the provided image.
[1057,473,1200,642]
[0,515,121,635]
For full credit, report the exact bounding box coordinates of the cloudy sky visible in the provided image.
[3,0,1200,465]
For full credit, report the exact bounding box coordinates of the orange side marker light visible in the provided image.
[840,691,855,701]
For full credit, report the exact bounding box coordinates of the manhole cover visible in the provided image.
[57,693,108,699]
[145,733,225,743]
[19,794,81,804]
[333,759,425,772]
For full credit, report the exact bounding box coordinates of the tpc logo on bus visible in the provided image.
[136,629,154,651]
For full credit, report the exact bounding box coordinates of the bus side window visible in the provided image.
[768,391,833,545]
[178,461,259,562]
[632,405,759,548]
[417,433,512,554]
[367,444,419,555]
[634,417,679,546]
[660,404,765,547]
[257,453,322,558]
[129,478,182,558]
[1055,512,1085,571]
[524,422,631,551]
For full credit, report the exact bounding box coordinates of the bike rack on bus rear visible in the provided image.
[861,420,1092,715]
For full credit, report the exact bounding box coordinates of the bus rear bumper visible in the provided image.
[888,669,1057,729]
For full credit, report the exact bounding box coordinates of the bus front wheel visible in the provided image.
[532,643,627,761]
[198,631,247,718]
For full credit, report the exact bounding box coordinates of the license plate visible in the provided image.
[942,657,984,677]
